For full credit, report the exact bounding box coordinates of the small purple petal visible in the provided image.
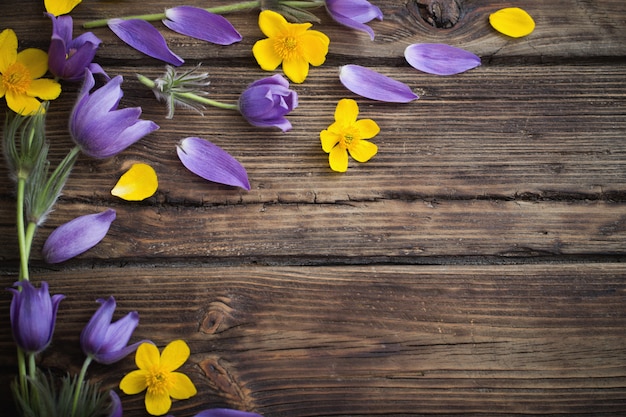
[325,0,383,40]
[177,137,250,190]
[163,6,242,45]
[108,18,183,66]
[42,209,116,263]
[404,43,481,75]
[107,391,123,417]
[339,64,418,103]
[194,410,264,417]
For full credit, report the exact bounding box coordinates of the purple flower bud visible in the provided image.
[404,43,481,75]
[194,410,264,417]
[325,0,383,40]
[177,137,250,190]
[238,74,298,132]
[81,296,146,364]
[163,6,242,45]
[47,13,106,81]
[8,281,64,354]
[70,69,159,159]
[339,64,419,103]
[42,209,116,263]
[108,18,184,66]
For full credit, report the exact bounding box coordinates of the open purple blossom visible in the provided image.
[42,209,116,263]
[325,0,383,40]
[163,6,242,45]
[339,64,418,103]
[70,69,159,158]
[81,296,147,364]
[404,43,481,75]
[177,137,250,190]
[108,18,184,66]
[238,74,298,132]
[8,281,64,354]
[47,13,106,81]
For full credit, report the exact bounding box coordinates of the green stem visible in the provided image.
[71,356,93,417]
[16,347,27,397]
[16,177,29,281]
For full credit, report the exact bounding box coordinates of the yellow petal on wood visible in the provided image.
[111,163,158,201]
[489,7,535,38]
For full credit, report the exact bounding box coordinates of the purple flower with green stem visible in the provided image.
[325,0,383,40]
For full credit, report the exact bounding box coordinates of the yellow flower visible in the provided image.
[44,0,82,16]
[320,98,379,172]
[111,163,158,201]
[0,29,61,115]
[252,10,329,84]
[489,7,535,38]
[119,340,197,416]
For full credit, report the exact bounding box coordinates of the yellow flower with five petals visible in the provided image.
[252,10,329,84]
[119,340,197,416]
[0,29,61,115]
[321,99,379,172]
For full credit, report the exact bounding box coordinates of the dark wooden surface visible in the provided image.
[1,1,626,416]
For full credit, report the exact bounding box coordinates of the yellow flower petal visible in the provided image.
[168,372,197,399]
[300,31,330,66]
[145,390,172,416]
[6,90,44,115]
[44,0,82,16]
[320,129,340,153]
[160,340,190,372]
[282,56,309,84]
[0,29,18,73]
[329,146,349,172]
[489,7,535,38]
[334,98,359,124]
[355,119,380,140]
[17,48,49,79]
[349,140,378,163]
[257,9,291,38]
[136,342,160,370]
[111,163,158,201]
[28,78,62,100]
[252,38,283,71]
[119,369,149,395]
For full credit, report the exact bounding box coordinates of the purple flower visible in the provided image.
[70,69,159,159]
[177,137,250,190]
[47,13,106,81]
[108,391,123,417]
[325,0,383,40]
[163,6,242,45]
[8,281,64,354]
[339,64,418,103]
[81,296,146,364]
[238,74,298,132]
[166,409,264,417]
[108,18,184,66]
[42,209,116,263]
[404,43,481,75]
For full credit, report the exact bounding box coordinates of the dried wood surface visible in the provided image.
[1,0,626,416]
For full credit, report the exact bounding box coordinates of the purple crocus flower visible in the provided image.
[163,6,242,45]
[42,209,116,263]
[339,64,418,103]
[8,281,64,354]
[47,13,106,81]
[70,69,159,159]
[238,74,298,132]
[325,0,383,40]
[177,137,250,190]
[81,296,146,364]
[404,43,481,75]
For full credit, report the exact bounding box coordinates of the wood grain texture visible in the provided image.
[1,0,626,416]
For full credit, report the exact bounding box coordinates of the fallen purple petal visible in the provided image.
[108,18,183,66]
[339,64,418,103]
[325,0,383,40]
[177,137,250,190]
[404,43,481,76]
[163,6,242,45]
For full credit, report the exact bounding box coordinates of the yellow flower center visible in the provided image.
[146,366,174,396]
[339,126,360,150]
[274,34,299,60]
[2,61,32,94]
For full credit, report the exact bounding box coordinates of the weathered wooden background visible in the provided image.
[1,0,626,415]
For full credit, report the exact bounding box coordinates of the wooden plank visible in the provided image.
[1,264,625,415]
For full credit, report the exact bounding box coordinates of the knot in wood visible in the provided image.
[412,0,462,29]
[201,300,235,334]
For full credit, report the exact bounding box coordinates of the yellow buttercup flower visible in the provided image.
[111,163,158,201]
[44,0,82,16]
[119,340,197,416]
[0,29,61,115]
[321,98,379,172]
[252,10,329,83]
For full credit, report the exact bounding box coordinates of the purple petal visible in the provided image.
[325,0,383,40]
[42,209,116,263]
[107,18,183,66]
[177,137,250,190]
[107,391,123,417]
[194,410,264,417]
[404,43,481,75]
[339,64,418,103]
[163,6,242,45]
